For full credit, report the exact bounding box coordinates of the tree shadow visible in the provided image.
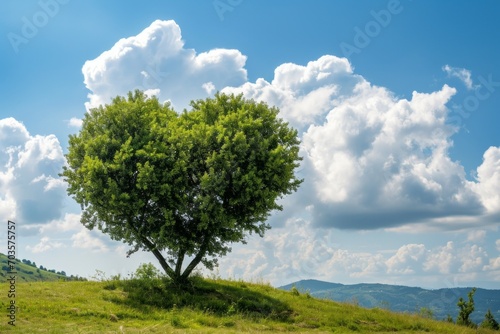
[106,277,293,321]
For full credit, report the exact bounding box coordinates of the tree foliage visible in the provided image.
[480,309,499,330]
[456,287,477,328]
[62,91,302,284]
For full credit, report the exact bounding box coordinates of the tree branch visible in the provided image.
[127,219,176,279]
[180,235,211,281]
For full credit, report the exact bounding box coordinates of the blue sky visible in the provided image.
[1,1,499,289]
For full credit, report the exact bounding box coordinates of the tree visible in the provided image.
[62,91,302,285]
[456,288,477,328]
[480,309,499,330]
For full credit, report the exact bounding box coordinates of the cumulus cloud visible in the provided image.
[82,19,247,111]
[386,244,426,275]
[68,117,83,128]
[223,55,499,230]
[467,230,486,243]
[217,217,499,286]
[459,244,487,273]
[0,118,66,225]
[219,218,387,284]
[472,147,500,213]
[40,213,82,233]
[484,257,500,271]
[442,65,476,90]
[423,241,457,274]
[71,229,109,253]
[26,237,64,253]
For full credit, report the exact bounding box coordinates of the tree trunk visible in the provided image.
[179,238,210,282]
[175,250,185,277]
[128,220,177,280]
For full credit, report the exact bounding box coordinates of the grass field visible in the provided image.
[0,275,496,333]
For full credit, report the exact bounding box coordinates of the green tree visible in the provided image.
[480,309,499,330]
[456,287,477,328]
[62,91,302,285]
[134,263,162,281]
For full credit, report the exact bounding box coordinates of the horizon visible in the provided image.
[2,250,499,291]
[1,1,499,290]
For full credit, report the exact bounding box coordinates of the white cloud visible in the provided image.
[484,257,500,271]
[68,117,83,128]
[202,82,216,95]
[0,118,66,225]
[497,239,500,252]
[222,55,360,131]
[472,146,500,213]
[40,213,82,233]
[467,230,486,243]
[217,216,499,286]
[442,65,476,90]
[459,244,486,273]
[423,241,456,274]
[26,237,64,253]
[386,244,426,274]
[82,19,247,111]
[71,229,109,253]
[223,55,498,230]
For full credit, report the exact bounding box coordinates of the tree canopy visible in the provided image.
[62,91,302,284]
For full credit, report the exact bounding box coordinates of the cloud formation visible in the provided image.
[0,117,66,225]
[81,20,500,232]
[82,19,247,111]
[223,56,499,230]
[442,65,476,90]
[26,237,64,253]
[219,218,498,286]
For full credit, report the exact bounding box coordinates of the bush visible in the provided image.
[418,307,434,319]
[290,285,300,296]
[456,288,477,328]
[480,309,499,330]
[133,263,162,280]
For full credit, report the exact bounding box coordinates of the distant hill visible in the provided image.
[0,253,86,282]
[279,279,500,324]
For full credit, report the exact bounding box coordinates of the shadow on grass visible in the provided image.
[105,277,293,321]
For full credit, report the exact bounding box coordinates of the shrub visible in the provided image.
[290,285,300,296]
[133,263,162,280]
[456,288,477,328]
[480,309,499,330]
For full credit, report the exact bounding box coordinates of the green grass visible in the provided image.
[0,277,497,333]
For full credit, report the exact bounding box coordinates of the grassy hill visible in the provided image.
[0,253,85,282]
[0,276,497,333]
[280,279,500,324]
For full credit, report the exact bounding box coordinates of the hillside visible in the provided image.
[0,253,85,282]
[280,279,500,325]
[0,277,498,333]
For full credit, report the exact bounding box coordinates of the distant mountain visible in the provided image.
[279,279,500,324]
[0,253,86,282]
